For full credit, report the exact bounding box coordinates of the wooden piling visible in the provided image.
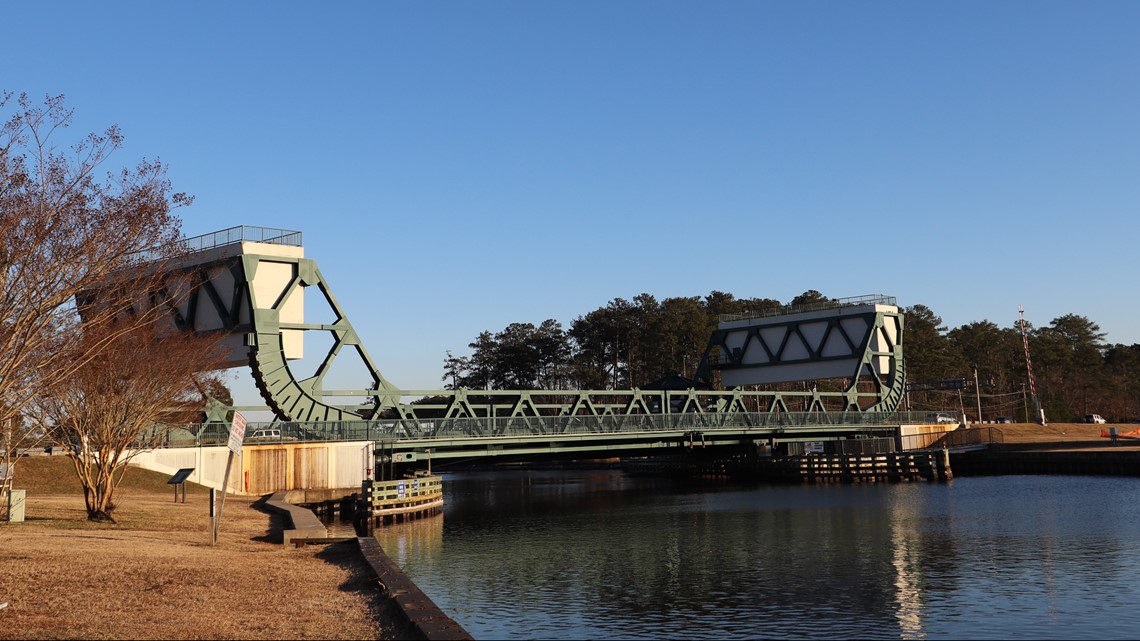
[780,450,951,484]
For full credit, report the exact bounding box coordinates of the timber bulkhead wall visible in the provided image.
[243,442,372,494]
[128,441,374,495]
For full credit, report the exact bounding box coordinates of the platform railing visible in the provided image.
[125,225,303,264]
[179,225,302,252]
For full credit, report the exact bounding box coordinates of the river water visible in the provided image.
[362,469,1140,640]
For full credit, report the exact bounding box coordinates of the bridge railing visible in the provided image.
[153,410,969,448]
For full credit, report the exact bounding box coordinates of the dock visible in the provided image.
[358,473,444,532]
[784,449,952,483]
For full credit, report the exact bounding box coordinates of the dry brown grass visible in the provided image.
[993,421,1118,444]
[0,458,398,640]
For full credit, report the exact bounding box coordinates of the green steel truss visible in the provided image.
[693,300,907,415]
[163,228,906,426]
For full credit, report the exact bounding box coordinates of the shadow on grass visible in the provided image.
[316,540,411,640]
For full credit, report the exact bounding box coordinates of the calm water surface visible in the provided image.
[368,471,1140,640]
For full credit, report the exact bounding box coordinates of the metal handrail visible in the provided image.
[179,225,302,252]
[125,225,303,263]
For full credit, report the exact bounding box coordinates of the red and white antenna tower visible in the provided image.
[1018,305,1046,425]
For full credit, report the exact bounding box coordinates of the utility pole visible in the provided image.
[958,388,968,426]
[1022,383,1028,422]
[1018,306,1046,425]
[973,364,983,423]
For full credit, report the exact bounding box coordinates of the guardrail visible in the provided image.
[144,411,985,449]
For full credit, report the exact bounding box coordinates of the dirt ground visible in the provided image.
[0,487,399,640]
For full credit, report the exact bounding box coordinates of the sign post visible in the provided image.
[213,412,246,545]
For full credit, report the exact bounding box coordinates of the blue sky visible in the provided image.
[7,2,1139,406]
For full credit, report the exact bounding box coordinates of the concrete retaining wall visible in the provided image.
[264,491,328,545]
[128,441,374,495]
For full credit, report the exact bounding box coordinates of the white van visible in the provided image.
[1085,414,1107,424]
[247,428,282,440]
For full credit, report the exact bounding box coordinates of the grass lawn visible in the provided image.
[0,456,398,640]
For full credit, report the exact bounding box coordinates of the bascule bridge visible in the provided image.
[121,226,945,495]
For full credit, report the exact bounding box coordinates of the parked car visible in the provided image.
[929,413,958,424]
[995,416,1014,424]
[1084,414,1107,424]
[247,428,283,440]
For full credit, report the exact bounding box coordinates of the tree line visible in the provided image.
[442,293,1140,424]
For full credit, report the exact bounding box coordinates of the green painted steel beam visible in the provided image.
[154,228,907,435]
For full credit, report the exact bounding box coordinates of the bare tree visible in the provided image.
[0,92,189,499]
[30,321,229,522]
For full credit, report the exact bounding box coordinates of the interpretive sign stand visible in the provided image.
[212,412,246,546]
[167,468,194,503]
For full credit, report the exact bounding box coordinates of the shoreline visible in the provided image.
[0,459,405,640]
[2,421,1132,639]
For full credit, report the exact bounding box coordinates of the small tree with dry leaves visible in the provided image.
[30,320,230,522]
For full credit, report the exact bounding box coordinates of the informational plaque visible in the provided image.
[167,468,195,485]
[168,468,195,504]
